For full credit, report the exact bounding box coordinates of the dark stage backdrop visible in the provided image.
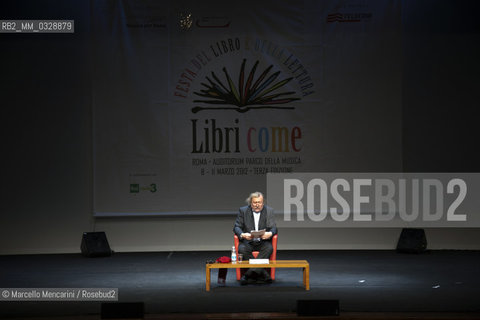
[1,0,479,254]
[92,0,403,216]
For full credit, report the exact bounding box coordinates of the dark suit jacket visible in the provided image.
[233,205,277,242]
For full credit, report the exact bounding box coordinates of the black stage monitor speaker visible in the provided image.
[396,228,427,254]
[81,232,112,257]
[101,302,144,319]
[297,299,340,316]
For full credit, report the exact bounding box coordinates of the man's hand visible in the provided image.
[261,231,273,240]
[241,233,252,240]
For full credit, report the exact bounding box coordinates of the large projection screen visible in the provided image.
[93,0,402,216]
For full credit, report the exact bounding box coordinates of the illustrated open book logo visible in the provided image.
[192,59,300,113]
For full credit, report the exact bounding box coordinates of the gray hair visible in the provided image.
[246,191,265,204]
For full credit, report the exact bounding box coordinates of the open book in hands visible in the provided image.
[250,229,266,239]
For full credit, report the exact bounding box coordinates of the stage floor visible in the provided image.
[1,250,480,318]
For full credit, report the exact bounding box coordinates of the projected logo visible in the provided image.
[129,184,157,193]
[326,12,372,23]
[191,59,300,113]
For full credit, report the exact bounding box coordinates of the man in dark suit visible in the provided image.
[233,191,277,284]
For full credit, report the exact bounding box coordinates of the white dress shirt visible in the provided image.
[253,210,261,231]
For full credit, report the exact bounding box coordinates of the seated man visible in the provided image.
[233,191,277,284]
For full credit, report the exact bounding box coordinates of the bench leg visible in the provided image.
[206,266,211,291]
[303,265,310,290]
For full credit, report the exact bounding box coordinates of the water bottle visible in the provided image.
[231,246,237,264]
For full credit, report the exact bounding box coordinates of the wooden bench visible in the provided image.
[205,260,310,291]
